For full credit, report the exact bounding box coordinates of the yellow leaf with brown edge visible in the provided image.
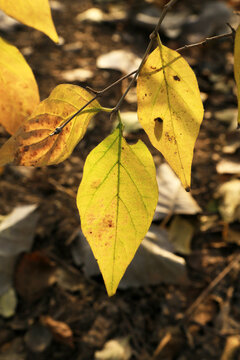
[77,125,158,296]
[0,37,40,135]
[137,44,204,189]
[234,25,240,127]
[0,0,58,43]
[0,84,102,167]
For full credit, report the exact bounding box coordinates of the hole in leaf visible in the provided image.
[154,118,163,140]
[173,75,180,81]
[154,117,163,123]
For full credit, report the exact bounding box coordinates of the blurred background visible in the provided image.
[0,0,240,359]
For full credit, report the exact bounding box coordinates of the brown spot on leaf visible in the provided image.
[23,145,29,152]
[165,132,175,142]
[91,179,101,189]
[102,215,114,229]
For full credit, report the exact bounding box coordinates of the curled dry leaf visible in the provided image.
[0,0,58,42]
[0,84,101,167]
[137,44,204,188]
[0,37,40,135]
[41,316,74,347]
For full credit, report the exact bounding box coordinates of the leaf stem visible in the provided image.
[50,95,99,136]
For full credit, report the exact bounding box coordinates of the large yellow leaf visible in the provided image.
[137,44,204,189]
[0,84,101,167]
[0,37,40,135]
[0,0,58,42]
[234,25,240,127]
[77,126,158,296]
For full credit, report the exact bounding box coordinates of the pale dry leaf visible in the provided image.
[215,179,240,223]
[154,163,201,221]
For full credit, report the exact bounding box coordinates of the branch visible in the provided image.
[176,31,234,52]
[50,0,178,135]
[111,0,179,114]
[51,22,235,135]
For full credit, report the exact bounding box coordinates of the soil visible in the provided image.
[0,0,240,359]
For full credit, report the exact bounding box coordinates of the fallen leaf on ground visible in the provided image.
[215,109,238,130]
[0,84,101,167]
[97,50,141,74]
[77,7,127,24]
[169,216,194,255]
[61,68,93,82]
[0,204,38,257]
[72,225,188,288]
[0,9,20,32]
[0,287,17,318]
[0,37,40,134]
[95,337,131,360]
[153,163,201,221]
[223,135,240,154]
[0,0,58,42]
[215,179,240,223]
[216,158,240,174]
[113,112,142,135]
[199,214,219,232]
[41,316,74,347]
[0,205,38,298]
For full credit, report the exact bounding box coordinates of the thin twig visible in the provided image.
[50,95,99,136]
[176,31,234,52]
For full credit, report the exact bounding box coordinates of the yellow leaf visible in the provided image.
[137,44,204,189]
[77,126,158,296]
[0,37,40,135]
[0,84,101,167]
[0,0,58,43]
[234,25,240,127]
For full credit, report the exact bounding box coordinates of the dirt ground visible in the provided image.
[1,0,240,359]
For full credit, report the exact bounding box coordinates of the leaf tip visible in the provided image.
[105,280,119,297]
